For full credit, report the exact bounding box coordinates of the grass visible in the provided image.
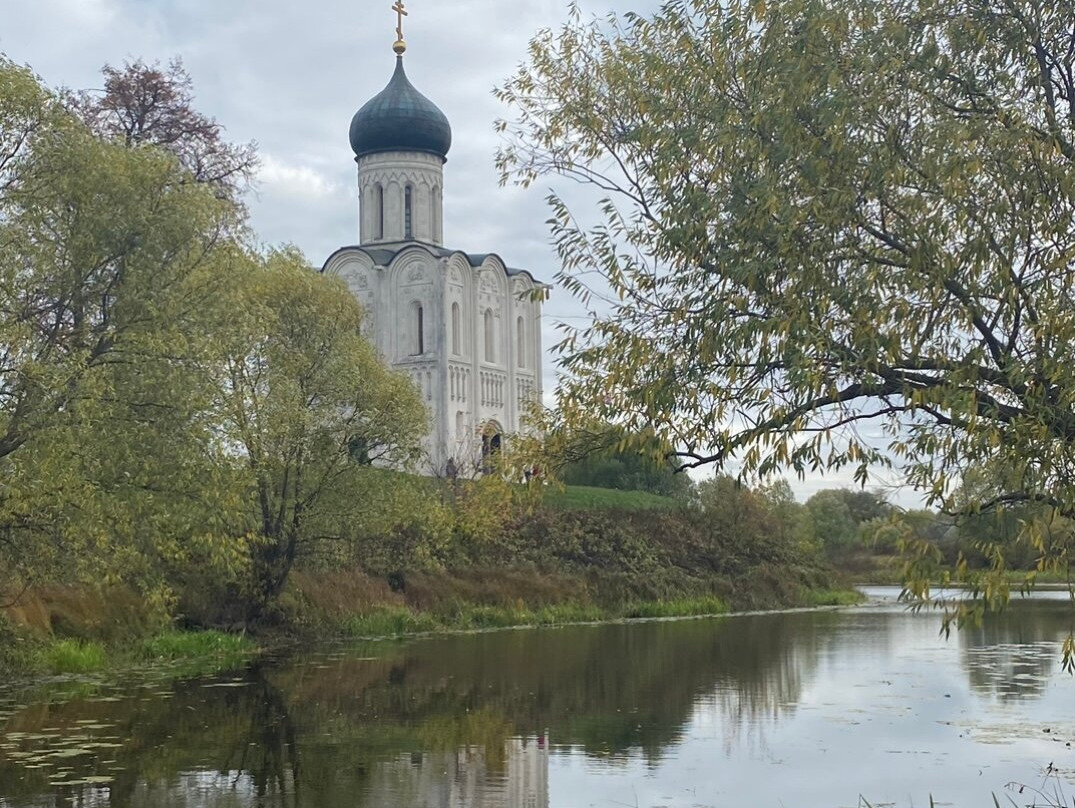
[40,639,108,674]
[339,597,732,639]
[542,484,682,511]
[532,603,607,624]
[335,585,873,640]
[347,471,684,512]
[802,588,867,607]
[18,630,259,678]
[621,596,730,619]
[140,630,257,670]
[339,604,579,638]
[444,602,607,629]
[341,607,441,638]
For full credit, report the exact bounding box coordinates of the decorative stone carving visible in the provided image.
[407,264,426,283]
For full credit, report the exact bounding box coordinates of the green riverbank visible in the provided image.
[2,481,864,681]
[334,587,864,638]
[838,551,1075,589]
[0,628,260,679]
[1,583,864,681]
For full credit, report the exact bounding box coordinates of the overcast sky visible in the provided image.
[0,0,919,504]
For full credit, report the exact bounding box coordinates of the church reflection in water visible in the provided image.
[364,736,549,808]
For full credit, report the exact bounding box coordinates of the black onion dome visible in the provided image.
[349,57,452,161]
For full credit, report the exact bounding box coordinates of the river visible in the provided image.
[1,586,1075,807]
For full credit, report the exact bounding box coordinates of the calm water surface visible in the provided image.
[2,587,1075,807]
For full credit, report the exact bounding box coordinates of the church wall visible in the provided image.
[474,261,510,447]
[444,256,476,466]
[323,245,543,475]
[325,247,542,476]
[390,180,407,241]
[344,50,545,476]
[385,251,441,470]
[507,274,540,432]
[327,252,380,338]
[432,185,443,243]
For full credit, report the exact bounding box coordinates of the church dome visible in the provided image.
[349,57,452,161]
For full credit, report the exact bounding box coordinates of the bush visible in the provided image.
[0,614,38,674]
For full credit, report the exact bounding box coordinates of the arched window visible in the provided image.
[516,316,525,368]
[451,302,461,356]
[375,183,384,240]
[432,185,442,242]
[484,309,495,363]
[404,185,413,240]
[410,301,424,355]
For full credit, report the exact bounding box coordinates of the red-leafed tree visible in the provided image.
[69,58,258,205]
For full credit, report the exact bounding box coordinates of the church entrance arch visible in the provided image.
[481,421,503,475]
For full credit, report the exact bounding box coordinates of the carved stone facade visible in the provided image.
[324,243,542,474]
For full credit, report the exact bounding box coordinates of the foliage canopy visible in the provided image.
[544,421,694,498]
[218,251,426,611]
[496,0,1075,531]
[0,57,426,619]
[0,56,247,604]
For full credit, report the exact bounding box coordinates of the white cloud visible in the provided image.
[257,154,338,200]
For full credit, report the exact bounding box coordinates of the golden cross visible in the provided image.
[392,0,408,43]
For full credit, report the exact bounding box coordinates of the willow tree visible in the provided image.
[218,251,426,616]
[496,0,1075,600]
[0,57,249,607]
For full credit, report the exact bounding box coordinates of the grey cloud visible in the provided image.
[2,0,922,504]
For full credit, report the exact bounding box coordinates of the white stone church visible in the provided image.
[322,31,545,476]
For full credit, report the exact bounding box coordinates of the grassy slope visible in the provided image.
[1,482,862,675]
[543,484,682,510]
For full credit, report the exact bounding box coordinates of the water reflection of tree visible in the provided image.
[266,614,827,764]
[700,610,856,756]
[0,670,305,808]
[959,599,1075,701]
[0,611,840,806]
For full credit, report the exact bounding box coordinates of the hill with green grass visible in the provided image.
[542,485,682,511]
